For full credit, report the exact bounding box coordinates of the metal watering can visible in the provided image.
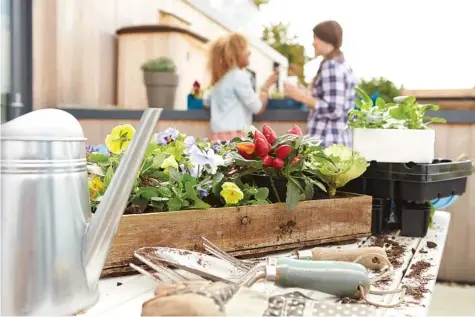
[0,108,162,315]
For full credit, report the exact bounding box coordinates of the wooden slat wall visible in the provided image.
[32,0,158,109]
[400,89,475,110]
[433,124,475,283]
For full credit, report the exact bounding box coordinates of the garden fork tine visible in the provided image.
[129,263,165,284]
[201,236,252,270]
[134,252,190,282]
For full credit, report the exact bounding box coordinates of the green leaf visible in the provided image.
[144,143,158,158]
[88,153,109,163]
[137,187,159,199]
[389,107,405,120]
[285,178,302,211]
[394,95,416,104]
[225,151,263,169]
[421,104,440,112]
[103,166,113,189]
[355,98,364,109]
[182,174,197,186]
[185,182,199,201]
[151,152,167,169]
[254,200,270,205]
[167,198,182,211]
[191,199,210,210]
[255,187,269,201]
[375,97,386,109]
[354,87,372,104]
[157,186,172,197]
[168,167,181,184]
[427,117,447,124]
[304,179,314,200]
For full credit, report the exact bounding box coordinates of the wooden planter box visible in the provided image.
[101,193,372,277]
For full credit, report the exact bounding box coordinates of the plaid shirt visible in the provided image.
[307,59,356,148]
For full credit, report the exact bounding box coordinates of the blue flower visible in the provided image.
[155,128,179,145]
[199,189,209,198]
[212,142,222,153]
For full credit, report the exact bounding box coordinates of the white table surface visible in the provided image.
[84,211,451,317]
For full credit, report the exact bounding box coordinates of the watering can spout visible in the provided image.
[83,108,162,285]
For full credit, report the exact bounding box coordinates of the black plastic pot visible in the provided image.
[342,159,472,202]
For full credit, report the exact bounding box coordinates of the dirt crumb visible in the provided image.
[370,236,406,267]
[426,241,437,249]
[406,260,431,279]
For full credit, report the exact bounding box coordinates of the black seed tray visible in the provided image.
[342,159,473,202]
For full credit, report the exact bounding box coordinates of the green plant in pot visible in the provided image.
[141,57,178,109]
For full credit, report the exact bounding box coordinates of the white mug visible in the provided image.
[285,76,299,86]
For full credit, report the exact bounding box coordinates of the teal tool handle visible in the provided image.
[276,258,367,274]
[275,265,370,298]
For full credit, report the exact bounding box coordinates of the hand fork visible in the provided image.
[202,236,392,271]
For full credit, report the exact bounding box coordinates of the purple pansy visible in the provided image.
[155,128,179,145]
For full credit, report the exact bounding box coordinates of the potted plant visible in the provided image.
[348,88,446,163]
[141,57,178,109]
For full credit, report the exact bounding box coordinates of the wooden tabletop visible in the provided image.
[85,211,451,317]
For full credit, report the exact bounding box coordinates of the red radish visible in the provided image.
[275,144,292,159]
[262,156,274,167]
[254,137,271,157]
[254,130,267,142]
[288,124,303,136]
[262,124,277,145]
[272,158,284,169]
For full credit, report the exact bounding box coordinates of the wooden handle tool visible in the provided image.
[296,247,390,270]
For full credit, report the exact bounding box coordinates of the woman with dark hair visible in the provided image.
[284,20,356,147]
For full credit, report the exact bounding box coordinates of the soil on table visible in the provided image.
[369,236,406,268]
[405,260,433,300]
[426,241,437,249]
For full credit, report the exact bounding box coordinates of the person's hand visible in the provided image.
[262,71,279,91]
[284,83,306,102]
[284,83,317,108]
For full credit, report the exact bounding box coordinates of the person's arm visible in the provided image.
[234,71,276,116]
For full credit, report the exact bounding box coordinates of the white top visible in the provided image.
[205,68,262,133]
[86,211,451,317]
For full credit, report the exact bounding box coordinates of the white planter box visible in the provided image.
[352,128,435,163]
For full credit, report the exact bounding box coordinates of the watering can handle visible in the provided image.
[274,265,371,298]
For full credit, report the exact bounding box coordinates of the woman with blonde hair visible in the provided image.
[284,20,356,147]
[204,32,278,141]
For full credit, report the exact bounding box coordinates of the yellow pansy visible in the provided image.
[105,124,136,154]
[88,176,104,199]
[160,155,178,174]
[220,182,244,205]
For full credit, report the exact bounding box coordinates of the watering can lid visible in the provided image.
[0,108,86,141]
